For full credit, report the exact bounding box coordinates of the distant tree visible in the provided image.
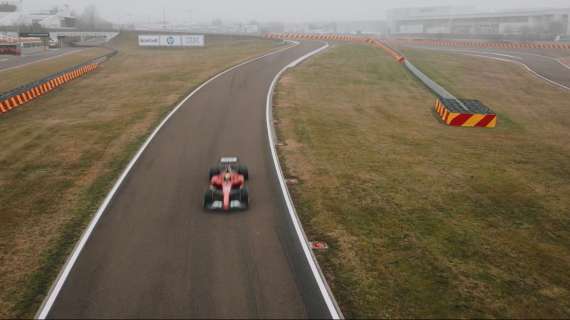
[83,5,97,30]
[77,5,112,31]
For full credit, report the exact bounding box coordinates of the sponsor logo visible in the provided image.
[140,38,158,44]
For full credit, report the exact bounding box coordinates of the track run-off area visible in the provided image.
[393,44,570,91]
[36,41,341,319]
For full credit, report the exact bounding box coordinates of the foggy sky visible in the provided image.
[20,0,570,24]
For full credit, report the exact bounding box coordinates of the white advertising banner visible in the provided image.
[159,35,182,47]
[138,35,160,47]
[182,35,205,47]
[139,34,205,47]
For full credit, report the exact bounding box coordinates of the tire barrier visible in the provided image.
[392,38,570,50]
[435,98,497,128]
[265,33,496,128]
[0,49,117,116]
[266,33,405,63]
[266,33,364,42]
[364,38,405,63]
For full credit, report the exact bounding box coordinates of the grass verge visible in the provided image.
[0,32,281,318]
[274,43,570,318]
[0,47,111,93]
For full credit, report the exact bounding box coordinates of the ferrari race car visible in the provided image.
[203,157,249,211]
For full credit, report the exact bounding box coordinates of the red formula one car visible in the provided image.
[203,157,249,211]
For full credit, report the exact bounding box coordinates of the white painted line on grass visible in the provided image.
[266,42,343,319]
[35,41,299,320]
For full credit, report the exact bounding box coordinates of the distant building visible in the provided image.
[282,20,386,35]
[0,0,21,26]
[0,1,77,29]
[24,5,77,29]
[387,6,570,39]
[336,20,387,35]
[0,33,46,55]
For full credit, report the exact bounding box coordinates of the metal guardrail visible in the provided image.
[0,48,118,104]
[403,60,470,112]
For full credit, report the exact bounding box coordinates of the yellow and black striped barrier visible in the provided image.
[434,98,497,128]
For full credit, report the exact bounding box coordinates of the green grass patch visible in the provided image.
[0,47,111,93]
[0,31,281,318]
[275,43,570,318]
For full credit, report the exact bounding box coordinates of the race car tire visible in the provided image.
[238,165,249,180]
[240,187,249,207]
[209,167,221,180]
[203,189,214,208]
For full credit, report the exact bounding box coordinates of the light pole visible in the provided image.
[17,0,24,39]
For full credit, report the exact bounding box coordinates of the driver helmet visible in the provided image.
[224,172,231,182]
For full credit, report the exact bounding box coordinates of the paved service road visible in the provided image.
[0,48,85,72]
[46,41,332,319]
[399,45,570,90]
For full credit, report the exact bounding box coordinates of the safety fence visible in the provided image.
[364,38,405,63]
[392,38,570,50]
[265,33,497,128]
[0,49,118,115]
[266,33,406,63]
[266,33,362,42]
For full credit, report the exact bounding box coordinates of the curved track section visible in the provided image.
[401,45,570,90]
[39,41,337,319]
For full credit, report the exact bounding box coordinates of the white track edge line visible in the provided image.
[265,42,343,319]
[459,53,570,91]
[556,57,570,70]
[0,48,87,73]
[402,45,570,90]
[411,44,570,70]
[35,40,299,320]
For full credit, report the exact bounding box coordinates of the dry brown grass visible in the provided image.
[0,47,111,92]
[0,32,281,318]
[274,43,570,318]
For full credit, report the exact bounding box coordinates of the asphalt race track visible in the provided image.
[0,48,84,72]
[400,45,570,90]
[44,41,334,319]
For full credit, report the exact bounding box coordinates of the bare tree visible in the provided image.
[77,5,112,31]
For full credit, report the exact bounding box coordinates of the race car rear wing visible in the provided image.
[220,157,239,164]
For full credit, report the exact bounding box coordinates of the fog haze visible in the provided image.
[20,0,570,23]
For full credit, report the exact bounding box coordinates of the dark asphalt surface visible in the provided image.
[0,48,84,71]
[399,44,570,89]
[47,41,331,319]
